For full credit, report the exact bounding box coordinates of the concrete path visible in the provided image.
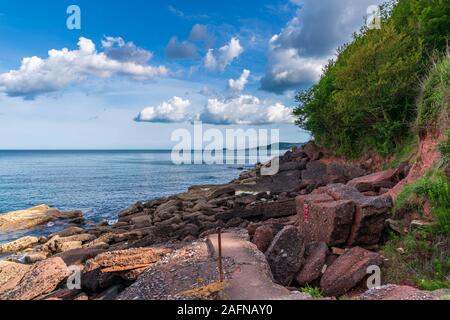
[207,229,311,300]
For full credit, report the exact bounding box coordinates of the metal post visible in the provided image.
[217,228,224,282]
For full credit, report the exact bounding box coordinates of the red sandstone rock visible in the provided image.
[252,225,274,253]
[314,184,392,246]
[0,257,70,300]
[347,169,397,192]
[0,261,31,296]
[265,226,305,286]
[84,248,167,273]
[295,242,329,286]
[320,247,383,297]
[303,141,323,161]
[298,200,355,246]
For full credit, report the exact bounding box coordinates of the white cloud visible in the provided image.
[261,37,329,93]
[101,36,153,64]
[261,0,384,93]
[204,37,244,71]
[198,95,295,125]
[0,37,168,99]
[228,69,251,92]
[135,96,191,123]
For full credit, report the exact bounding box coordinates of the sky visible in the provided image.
[0,0,383,149]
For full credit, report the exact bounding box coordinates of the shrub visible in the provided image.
[382,231,450,290]
[439,129,450,166]
[394,169,450,235]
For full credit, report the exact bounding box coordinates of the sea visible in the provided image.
[0,149,278,244]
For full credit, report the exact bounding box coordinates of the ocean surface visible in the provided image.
[0,150,276,244]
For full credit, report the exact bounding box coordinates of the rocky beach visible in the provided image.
[1,141,447,301]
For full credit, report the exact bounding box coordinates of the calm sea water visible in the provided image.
[0,150,263,244]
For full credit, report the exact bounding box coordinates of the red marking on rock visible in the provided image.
[304,204,309,224]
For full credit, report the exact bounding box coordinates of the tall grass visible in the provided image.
[416,54,450,133]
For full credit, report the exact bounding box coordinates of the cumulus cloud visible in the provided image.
[204,37,244,71]
[166,36,198,59]
[135,94,294,125]
[198,95,295,125]
[134,96,191,123]
[261,0,384,93]
[101,36,153,64]
[189,24,215,48]
[260,39,329,94]
[0,37,168,99]
[228,69,251,92]
[166,24,214,60]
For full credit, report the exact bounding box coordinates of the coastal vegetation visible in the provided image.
[294,0,449,292]
[293,0,450,158]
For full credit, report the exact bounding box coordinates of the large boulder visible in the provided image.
[320,247,383,297]
[325,163,366,184]
[50,227,84,238]
[347,169,397,192]
[295,242,329,286]
[320,184,392,246]
[0,236,39,254]
[42,234,97,254]
[24,252,48,264]
[81,248,168,294]
[0,257,70,300]
[84,248,167,273]
[298,200,355,246]
[0,261,31,296]
[218,198,297,221]
[265,226,305,286]
[295,193,335,219]
[177,184,236,202]
[0,205,83,232]
[301,161,328,190]
[299,162,367,193]
[249,199,297,219]
[269,170,303,193]
[81,268,123,293]
[55,247,106,266]
[303,141,323,161]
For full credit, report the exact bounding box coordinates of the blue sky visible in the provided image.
[0,0,383,149]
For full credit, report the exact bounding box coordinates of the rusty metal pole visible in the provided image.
[217,228,224,282]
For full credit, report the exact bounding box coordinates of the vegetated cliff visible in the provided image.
[292,0,450,291]
[293,0,449,159]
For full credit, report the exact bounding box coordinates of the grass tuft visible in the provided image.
[300,285,323,298]
[394,168,450,235]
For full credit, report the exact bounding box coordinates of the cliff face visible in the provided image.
[390,131,446,199]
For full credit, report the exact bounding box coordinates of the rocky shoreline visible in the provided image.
[0,142,448,300]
